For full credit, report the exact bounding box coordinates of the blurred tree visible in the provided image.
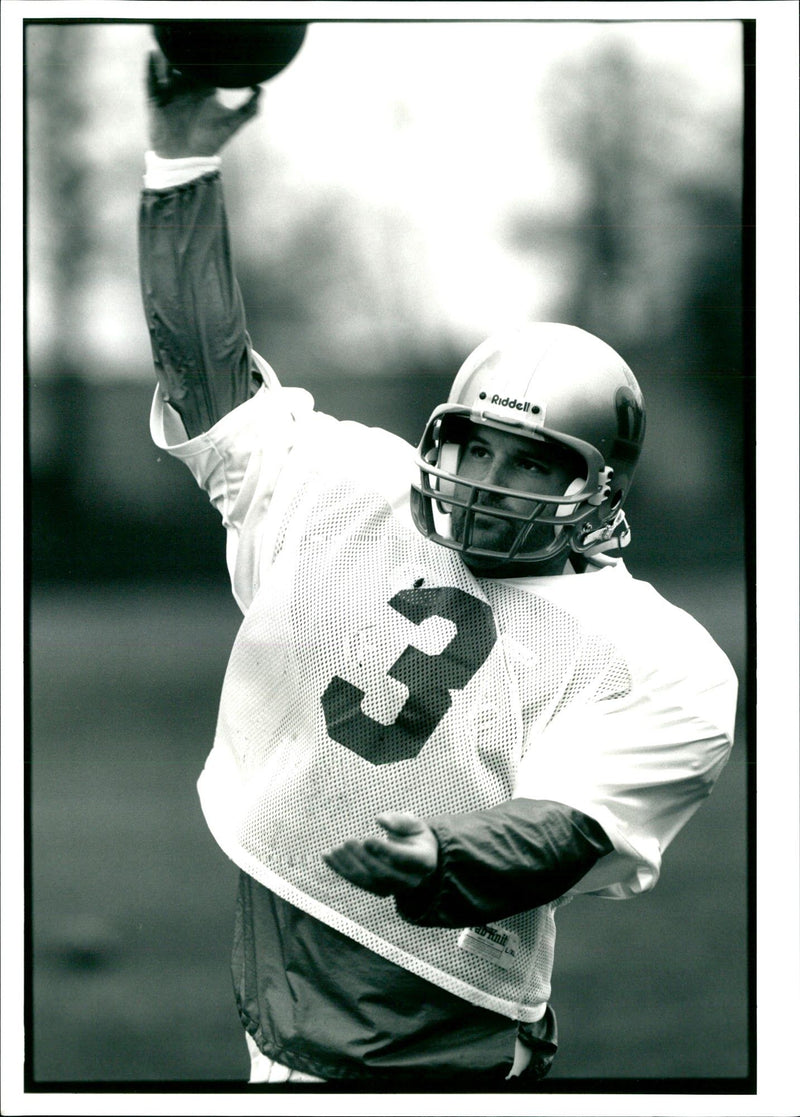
[27,25,96,377]
[503,37,745,568]
[546,44,639,335]
[27,26,97,579]
[506,39,742,354]
[228,163,459,385]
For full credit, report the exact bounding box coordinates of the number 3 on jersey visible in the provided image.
[321,586,497,765]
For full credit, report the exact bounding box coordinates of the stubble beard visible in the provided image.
[450,504,556,560]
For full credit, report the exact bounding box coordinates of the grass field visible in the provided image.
[27,570,748,1086]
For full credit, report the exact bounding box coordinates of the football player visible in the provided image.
[139,55,737,1087]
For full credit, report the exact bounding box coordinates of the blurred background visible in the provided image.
[25,16,750,1087]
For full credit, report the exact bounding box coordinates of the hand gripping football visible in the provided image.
[152,20,307,88]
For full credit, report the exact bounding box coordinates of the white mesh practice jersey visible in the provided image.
[151,363,737,1022]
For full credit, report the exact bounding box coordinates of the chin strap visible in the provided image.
[574,509,631,568]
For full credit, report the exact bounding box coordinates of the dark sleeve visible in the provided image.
[138,171,261,438]
[395,798,614,928]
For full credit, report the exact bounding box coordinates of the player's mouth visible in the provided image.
[452,504,516,548]
[471,510,509,533]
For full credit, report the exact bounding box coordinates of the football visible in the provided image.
[152,20,307,88]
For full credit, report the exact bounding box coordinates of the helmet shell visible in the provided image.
[449,323,645,501]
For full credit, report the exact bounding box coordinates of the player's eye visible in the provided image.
[519,457,549,474]
[465,442,490,459]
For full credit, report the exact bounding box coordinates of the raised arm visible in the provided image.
[139,51,263,438]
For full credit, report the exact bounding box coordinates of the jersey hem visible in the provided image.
[199,767,546,1025]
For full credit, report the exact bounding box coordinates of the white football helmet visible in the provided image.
[410,323,646,567]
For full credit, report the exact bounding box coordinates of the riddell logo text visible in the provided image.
[490,395,534,412]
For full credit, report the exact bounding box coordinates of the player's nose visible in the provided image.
[480,455,515,494]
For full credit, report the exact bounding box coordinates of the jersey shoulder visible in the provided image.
[622,571,735,673]
[516,562,736,692]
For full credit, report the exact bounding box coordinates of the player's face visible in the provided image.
[449,423,576,559]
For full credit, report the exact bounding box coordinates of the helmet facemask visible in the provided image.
[411,409,617,568]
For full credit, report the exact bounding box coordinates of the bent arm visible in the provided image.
[324,798,613,927]
[396,798,613,926]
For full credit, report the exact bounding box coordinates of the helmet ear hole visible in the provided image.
[610,489,623,510]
